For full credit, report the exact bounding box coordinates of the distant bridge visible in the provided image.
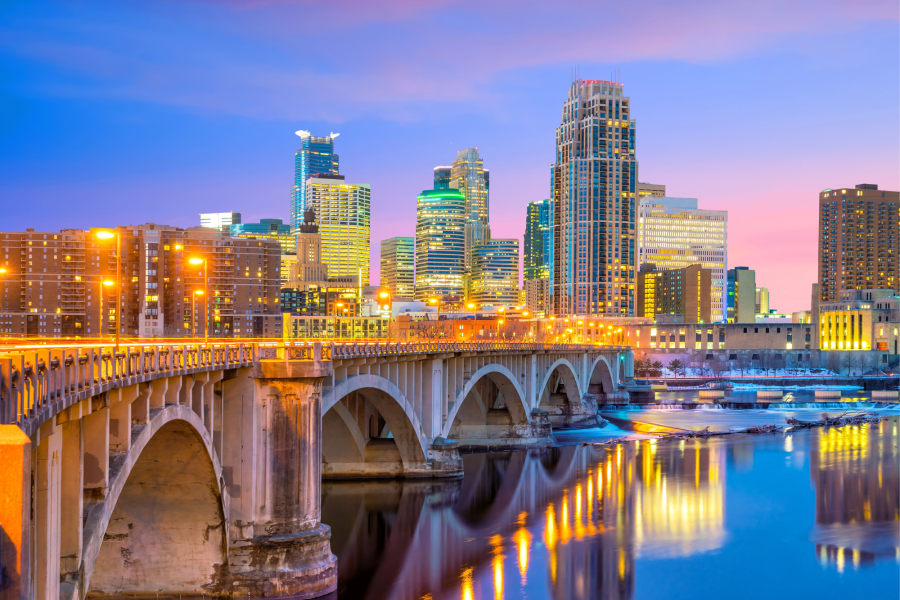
[0,340,633,599]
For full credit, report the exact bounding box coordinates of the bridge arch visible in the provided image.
[86,405,227,596]
[537,358,585,410]
[322,374,429,474]
[588,355,617,395]
[443,363,529,439]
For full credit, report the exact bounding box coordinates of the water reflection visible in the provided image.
[810,420,900,572]
[324,421,899,600]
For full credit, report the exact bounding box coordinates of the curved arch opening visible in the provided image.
[448,369,531,447]
[589,357,616,396]
[322,388,427,478]
[89,420,226,595]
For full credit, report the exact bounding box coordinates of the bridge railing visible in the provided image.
[0,342,255,427]
[1,340,629,428]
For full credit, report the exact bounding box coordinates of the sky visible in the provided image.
[1,0,898,312]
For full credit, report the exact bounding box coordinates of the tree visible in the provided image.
[735,353,751,377]
[668,359,685,377]
[651,360,664,377]
[414,321,450,339]
[861,351,882,375]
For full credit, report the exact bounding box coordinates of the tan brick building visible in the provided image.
[818,184,899,302]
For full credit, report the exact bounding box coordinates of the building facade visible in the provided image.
[380,237,415,298]
[305,175,371,286]
[817,184,899,302]
[200,212,241,232]
[637,183,665,199]
[469,238,520,308]
[433,166,451,190]
[448,148,491,271]
[818,288,899,354]
[551,79,637,317]
[229,218,296,287]
[524,199,551,281]
[524,277,550,318]
[637,263,712,323]
[638,197,727,322]
[727,266,756,323]
[755,286,770,315]
[414,189,466,306]
[291,131,340,231]
[0,225,282,339]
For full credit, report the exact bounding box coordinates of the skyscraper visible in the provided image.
[550,78,637,316]
[433,166,451,190]
[414,189,466,305]
[727,266,756,323]
[291,131,340,231]
[305,174,371,285]
[638,197,728,322]
[200,212,241,232]
[524,199,551,281]
[817,184,899,302]
[380,237,415,298]
[469,239,520,308]
[755,286,770,315]
[449,148,491,271]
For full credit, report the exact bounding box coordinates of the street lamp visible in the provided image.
[192,290,204,338]
[189,257,208,343]
[100,279,114,341]
[96,230,121,352]
[468,303,476,321]
[379,290,393,340]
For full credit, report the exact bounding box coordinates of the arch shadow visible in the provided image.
[588,355,617,395]
[537,358,585,410]
[442,364,530,439]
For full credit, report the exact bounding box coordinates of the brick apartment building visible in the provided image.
[0,224,282,339]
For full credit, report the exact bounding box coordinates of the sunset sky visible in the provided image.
[1,0,898,311]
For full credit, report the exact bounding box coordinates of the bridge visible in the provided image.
[0,340,633,599]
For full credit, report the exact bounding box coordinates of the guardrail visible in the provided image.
[1,341,629,428]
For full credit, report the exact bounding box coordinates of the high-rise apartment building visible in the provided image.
[817,184,899,302]
[637,183,665,199]
[200,212,241,232]
[550,79,637,316]
[524,277,550,318]
[291,131,340,231]
[727,266,756,323]
[380,237,415,298]
[637,263,712,323]
[524,199,551,281]
[0,225,282,339]
[305,175,371,286]
[433,166,451,190]
[638,197,727,322]
[469,239,520,307]
[414,189,466,306]
[448,149,491,271]
[755,286,770,315]
[230,218,296,287]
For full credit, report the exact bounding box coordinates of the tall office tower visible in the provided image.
[291,131,340,231]
[449,148,491,270]
[727,266,756,323]
[755,287,770,315]
[524,199,551,281]
[0,225,282,339]
[414,189,466,306]
[433,166,451,190]
[551,79,637,316]
[638,197,727,322]
[305,175,371,286]
[469,239,520,307]
[200,212,241,232]
[818,184,899,302]
[637,183,665,199]
[380,237,415,298]
[637,263,712,323]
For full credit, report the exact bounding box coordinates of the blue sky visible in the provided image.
[1,0,898,310]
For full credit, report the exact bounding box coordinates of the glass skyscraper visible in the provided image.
[306,175,371,286]
[524,199,551,281]
[448,148,490,271]
[433,166,451,190]
[550,79,637,316]
[380,237,415,298]
[291,131,340,232]
[469,239,520,307]
[415,189,466,305]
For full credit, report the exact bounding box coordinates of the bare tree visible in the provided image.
[735,353,751,377]
[861,351,882,376]
[826,352,842,375]
[710,358,729,383]
[413,321,450,339]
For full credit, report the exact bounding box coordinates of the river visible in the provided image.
[323,412,900,600]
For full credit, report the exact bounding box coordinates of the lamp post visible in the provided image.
[379,290,392,340]
[100,279,114,341]
[189,257,208,344]
[192,290,204,338]
[96,230,121,353]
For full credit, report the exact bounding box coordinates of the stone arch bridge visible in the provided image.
[0,340,632,599]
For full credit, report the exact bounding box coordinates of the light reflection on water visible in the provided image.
[323,417,899,600]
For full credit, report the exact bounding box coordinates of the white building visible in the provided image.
[199,212,241,232]
[638,197,727,322]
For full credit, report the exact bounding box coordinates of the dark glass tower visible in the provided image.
[291,131,340,231]
[525,199,551,281]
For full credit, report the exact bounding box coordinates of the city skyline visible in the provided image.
[1,1,898,312]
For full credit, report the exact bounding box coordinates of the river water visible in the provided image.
[323,413,899,600]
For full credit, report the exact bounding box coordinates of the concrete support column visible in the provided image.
[0,426,31,600]
[82,405,108,491]
[148,378,167,411]
[34,422,62,600]
[227,356,336,598]
[59,415,84,582]
[108,385,137,454]
[221,369,256,540]
[421,359,442,440]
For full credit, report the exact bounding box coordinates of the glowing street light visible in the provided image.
[188,257,208,343]
[96,230,121,352]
